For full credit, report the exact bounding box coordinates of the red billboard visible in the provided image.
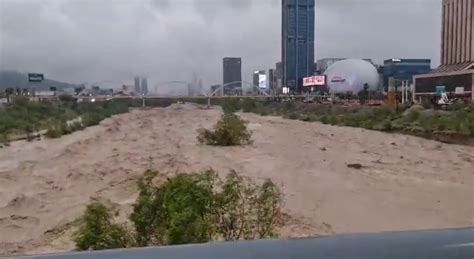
[303,75,326,87]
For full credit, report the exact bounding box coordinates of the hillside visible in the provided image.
[0,71,77,91]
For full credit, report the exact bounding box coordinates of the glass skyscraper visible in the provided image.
[383,59,431,87]
[282,0,315,91]
[223,57,242,95]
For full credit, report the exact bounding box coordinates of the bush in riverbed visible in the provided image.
[45,125,63,138]
[82,112,104,127]
[0,133,9,145]
[74,202,132,251]
[130,170,282,246]
[75,171,282,250]
[286,113,299,120]
[241,99,258,113]
[221,98,241,113]
[197,113,252,146]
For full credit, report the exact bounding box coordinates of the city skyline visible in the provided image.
[1,0,442,90]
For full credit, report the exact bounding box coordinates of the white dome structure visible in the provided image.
[324,59,380,93]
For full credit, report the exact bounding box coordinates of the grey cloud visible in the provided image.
[0,0,441,94]
[151,0,172,12]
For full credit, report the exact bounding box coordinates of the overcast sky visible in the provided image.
[0,0,441,93]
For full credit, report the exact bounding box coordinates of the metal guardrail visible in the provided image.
[15,228,474,259]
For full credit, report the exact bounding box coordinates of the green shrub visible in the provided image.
[45,121,66,138]
[131,171,214,246]
[129,170,160,246]
[197,113,252,146]
[0,133,9,145]
[373,107,396,118]
[82,113,103,126]
[68,121,84,132]
[257,106,271,116]
[341,116,360,127]
[74,202,132,251]
[320,115,329,124]
[222,99,241,114]
[241,99,257,113]
[405,110,420,122]
[446,101,466,111]
[373,119,392,131]
[250,102,273,116]
[11,96,30,106]
[468,119,474,136]
[58,95,76,104]
[45,127,63,138]
[301,115,316,122]
[418,115,432,132]
[130,170,282,246]
[284,101,295,111]
[328,115,338,125]
[288,113,299,120]
[253,178,282,238]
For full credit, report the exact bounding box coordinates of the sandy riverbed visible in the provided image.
[0,103,473,255]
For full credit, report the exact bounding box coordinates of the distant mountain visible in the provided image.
[0,71,78,91]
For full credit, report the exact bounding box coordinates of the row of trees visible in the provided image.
[215,98,474,138]
[75,170,282,250]
[0,97,129,144]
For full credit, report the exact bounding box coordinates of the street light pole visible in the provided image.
[395,79,399,112]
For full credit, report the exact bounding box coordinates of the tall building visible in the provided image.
[441,0,473,65]
[223,57,242,95]
[414,0,473,101]
[282,0,315,91]
[269,68,276,93]
[275,62,283,91]
[198,79,203,95]
[187,83,194,96]
[141,78,148,96]
[134,77,141,94]
[383,59,431,86]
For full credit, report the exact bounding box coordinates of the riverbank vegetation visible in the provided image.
[0,97,129,144]
[221,99,474,145]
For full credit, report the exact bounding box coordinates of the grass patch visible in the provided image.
[0,98,129,140]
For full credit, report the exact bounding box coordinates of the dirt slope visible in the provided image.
[0,103,472,255]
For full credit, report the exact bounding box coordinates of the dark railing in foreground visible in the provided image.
[17,228,474,259]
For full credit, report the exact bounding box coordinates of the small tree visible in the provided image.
[130,170,160,246]
[130,170,282,246]
[197,113,252,146]
[74,202,131,251]
[254,180,281,238]
[131,170,216,246]
[213,171,255,241]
